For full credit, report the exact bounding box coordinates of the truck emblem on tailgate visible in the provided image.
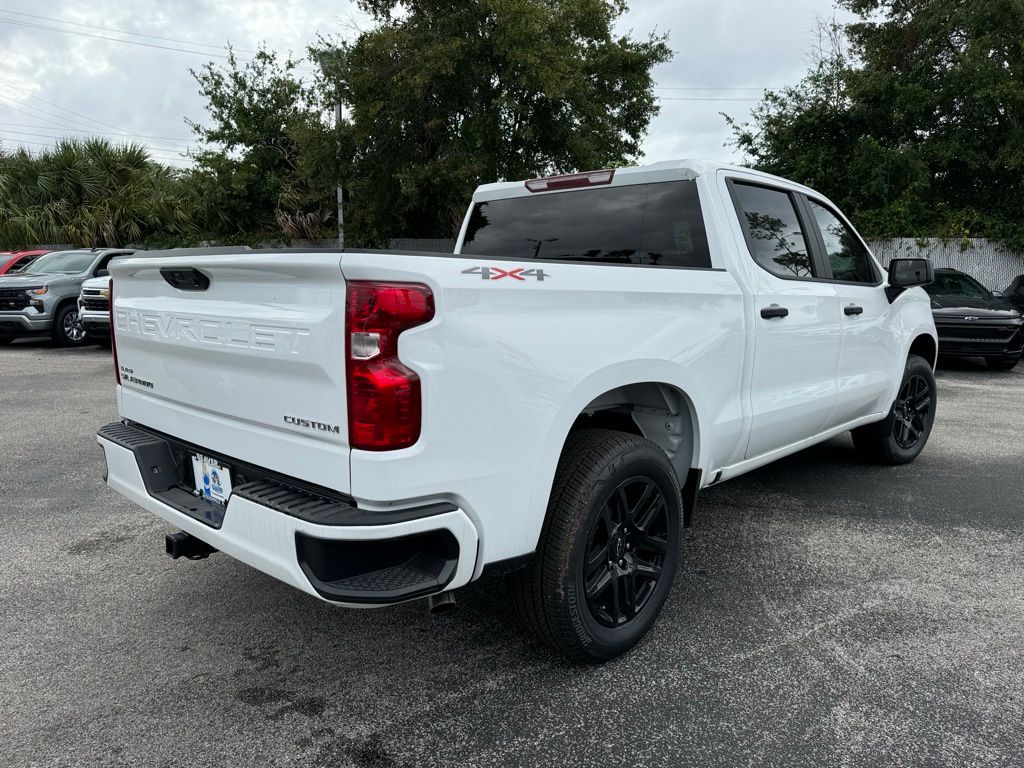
[283,416,341,434]
[115,309,310,355]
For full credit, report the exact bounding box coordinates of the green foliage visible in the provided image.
[728,3,1024,249]
[312,0,671,244]
[185,48,336,242]
[0,138,193,248]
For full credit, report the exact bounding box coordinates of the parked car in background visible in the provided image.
[924,268,1023,371]
[0,248,132,346]
[78,274,111,346]
[0,250,49,275]
[1003,274,1024,314]
[97,160,938,662]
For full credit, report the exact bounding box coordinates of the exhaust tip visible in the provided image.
[427,591,456,615]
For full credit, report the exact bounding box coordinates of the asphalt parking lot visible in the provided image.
[2,341,1023,768]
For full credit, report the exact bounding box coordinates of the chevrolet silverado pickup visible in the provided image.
[96,160,938,661]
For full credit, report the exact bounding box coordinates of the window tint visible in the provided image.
[924,272,992,299]
[461,181,711,268]
[807,201,876,283]
[10,255,37,273]
[731,183,815,279]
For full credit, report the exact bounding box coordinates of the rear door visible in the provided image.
[110,251,351,493]
[802,197,898,425]
[727,179,843,459]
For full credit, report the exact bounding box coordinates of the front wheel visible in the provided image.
[985,356,1019,372]
[508,429,681,662]
[52,305,87,347]
[852,354,937,465]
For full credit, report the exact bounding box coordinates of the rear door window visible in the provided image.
[730,182,817,279]
[461,181,711,268]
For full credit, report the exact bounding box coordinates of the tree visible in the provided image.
[313,0,671,244]
[728,2,1024,248]
[0,139,193,248]
[186,49,336,243]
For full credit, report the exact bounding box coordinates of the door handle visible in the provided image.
[844,304,864,316]
[760,305,789,319]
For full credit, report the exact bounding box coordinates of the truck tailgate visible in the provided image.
[109,252,351,494]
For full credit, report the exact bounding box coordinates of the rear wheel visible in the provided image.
[985,356,1019,372]
[852,354,936,465]
[52,304,87,347]
[508,429,681,662]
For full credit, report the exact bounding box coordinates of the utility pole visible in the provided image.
[342,102,350,249]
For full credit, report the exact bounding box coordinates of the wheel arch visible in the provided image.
[908,333,938,369]
[523,363,706,555]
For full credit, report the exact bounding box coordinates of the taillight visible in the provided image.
[110,279,120,384]
[346,281,434,451]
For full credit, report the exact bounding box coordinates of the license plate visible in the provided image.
[191,454,233,505]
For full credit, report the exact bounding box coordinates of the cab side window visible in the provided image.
[731,183,817,279]
[807,201,876,283]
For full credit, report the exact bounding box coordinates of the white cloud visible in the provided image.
[0,0,851,167]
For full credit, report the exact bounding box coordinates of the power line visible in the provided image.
[0,14,318,74]
[0,136,190,161]
[0,94,193,150]
[0,80,193,143]
[657,96,761,102]
[0,8,258,55]
[0,127,189,157]
[654,86,769,91]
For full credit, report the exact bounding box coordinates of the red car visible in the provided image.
[0,250,49,275]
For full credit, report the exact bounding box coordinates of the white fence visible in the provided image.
[869,238,1024,291]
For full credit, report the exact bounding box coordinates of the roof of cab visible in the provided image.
[471,159,817,203]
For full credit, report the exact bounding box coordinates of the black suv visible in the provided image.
[924,268,1023,371]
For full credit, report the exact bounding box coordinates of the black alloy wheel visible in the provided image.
[583,477,669,628]
[891,373,932,450]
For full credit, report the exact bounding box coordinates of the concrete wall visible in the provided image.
[869,238,1024,291]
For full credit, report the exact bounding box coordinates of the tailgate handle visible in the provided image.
[161,267,210,291]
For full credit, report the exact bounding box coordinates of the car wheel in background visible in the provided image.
[985,356,1019,372]
[508,429,681,662]
[52,305,87,347]
[852,354,937,465]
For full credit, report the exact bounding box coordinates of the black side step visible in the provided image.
[296,530,459,604]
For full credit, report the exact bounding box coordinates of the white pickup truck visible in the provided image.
[97,160,938,661]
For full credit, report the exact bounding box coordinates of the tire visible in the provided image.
[52,304,87,347]
[985,356,1019,372]
[508,429,681,662]
[852,354,937,465]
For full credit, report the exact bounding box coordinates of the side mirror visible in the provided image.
[886,258,934,302]
[96,269,109,277]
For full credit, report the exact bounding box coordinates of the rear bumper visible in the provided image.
[97,422,479,606]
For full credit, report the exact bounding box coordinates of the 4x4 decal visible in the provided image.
[462,266,548,282]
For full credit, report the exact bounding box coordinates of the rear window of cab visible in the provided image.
[461,181,712,269]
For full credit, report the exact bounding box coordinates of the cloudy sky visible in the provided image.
[0,0,854,169]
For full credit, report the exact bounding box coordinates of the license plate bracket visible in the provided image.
[191,453,233,505]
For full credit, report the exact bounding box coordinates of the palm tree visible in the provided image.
[0,138,194,248]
